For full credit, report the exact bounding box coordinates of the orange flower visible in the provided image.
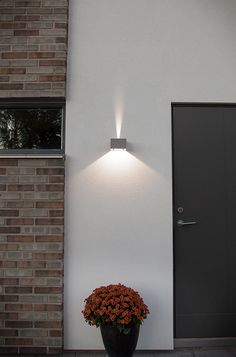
[82,283,149,332]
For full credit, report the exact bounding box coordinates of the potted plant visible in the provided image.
[82,283,149,357]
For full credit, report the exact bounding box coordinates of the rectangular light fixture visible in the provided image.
[110,138,127,150]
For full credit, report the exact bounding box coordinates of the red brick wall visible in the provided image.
[0,0,68,98]
[0,158,64,354]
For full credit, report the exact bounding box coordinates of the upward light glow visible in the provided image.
[115,90,124,138]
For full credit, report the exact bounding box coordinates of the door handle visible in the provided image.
[177,219,197,227]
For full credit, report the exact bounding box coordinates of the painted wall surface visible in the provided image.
[65,0,236,350]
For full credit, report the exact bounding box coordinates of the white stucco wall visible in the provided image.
[64,0,236,350]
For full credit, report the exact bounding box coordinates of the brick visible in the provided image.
[28,36,55,44]
[36,184,64,191]
[36,235,63,242]
[0,68,26,74]
[12,44,39,51]
[0,243,18,250]
[19,347,47,354]
[34,287,62,294]
[0,312,18,320]
[55,51,67,60]
[36,201,63,208]
[5,304,33,311]
[0,278,19,285]
[47,277,62,286]
[24,83,51,90]
[50,330,62,337]
[0,22,25,29]
[5,287,32,294]
[15,1,41,6]
[39,28,66,37]
[29,51,55,59]
[27,22,53,29]
[19,295,47,303]
[0,30,13,36]
[5,269,33,277]
[2,52,27,59]
[0,184,6,190]
[36,167,64,175]
[34,191,64,201]
[48,347,63,354]
[20,329,48,337]
[12,74,38,82]
[5,337,33,345]
[33,252,62,260]
[0,0,13,6]
[0,347,18,354]
[55,22,67,29]
[0,193,21,200]
[0,227,20,234]
[8,167,35,175]
[0,15,13,22]
[7,201,34,208]
[8,184,34,191]
[14,29,39,36]
[17,261,44,268]
[53,66,66,74]
[34,320,61,328]
[14,15,40,21]
[0,76,9,82]
[0,83,23,90]
[35,303,61,311]
[39,74,65,81]
[35,218,63,225]
[2,261,17,268]
[35,243,62,251]
[0,44,11,51]
[56,37,66,43]
[53,7,67,14]
[7,218,34,225]
[0,167,6,175]
[0,329,18,336]
[7,252,32,259]
[19,175,47,183]
[0,295,18,302]
[0,175,18,182]
[21,226,49,234]
[27,66,53,74]
[49,210,63,218]
[5,320,33,328]
[39,59,65,66]
[7,235,34,242]
[49,174,64,183]
[0,36,27,44]
[35,270,62,277]
[10,59,38,67]
[27,8,53,14]
[48,295,62,303]
[20,208,48,217]
[40,43,66,51]
[0,210,19,216]
[43,0,67,6]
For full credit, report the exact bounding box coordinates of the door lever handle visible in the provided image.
[177,219,197,227]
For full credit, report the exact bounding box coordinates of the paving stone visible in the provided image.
[193,348,236,357]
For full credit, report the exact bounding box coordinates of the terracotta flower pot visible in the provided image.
[100,324,140,357]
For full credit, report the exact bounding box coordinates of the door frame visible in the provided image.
[171,102,236,348]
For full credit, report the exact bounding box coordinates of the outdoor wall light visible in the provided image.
[110,138,127,151]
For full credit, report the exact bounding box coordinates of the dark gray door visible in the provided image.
[173,104,236,338]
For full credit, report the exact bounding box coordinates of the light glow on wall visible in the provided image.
[114,89,124,138]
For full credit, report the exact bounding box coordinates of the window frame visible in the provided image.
[0,97,65,157]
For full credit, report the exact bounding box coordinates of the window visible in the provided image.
[0,98,65,156]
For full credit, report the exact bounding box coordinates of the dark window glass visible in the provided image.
[0,99,64,154]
